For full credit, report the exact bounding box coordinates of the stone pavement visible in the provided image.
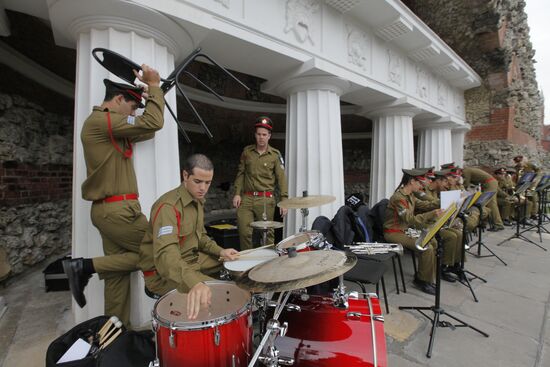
[0,224,548,367]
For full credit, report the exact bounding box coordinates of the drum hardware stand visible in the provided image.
[332,275,349,309]
[261,194,269,247]
[149,317,161,367]
[400,233,489,358]
[457,212,487,302]
[468,204,507,265]
[249,291,294,367]
[496,189,547,251]
[299,191,309,232]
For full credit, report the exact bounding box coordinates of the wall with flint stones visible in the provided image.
[404,0,549,170]
[0,68,73,277]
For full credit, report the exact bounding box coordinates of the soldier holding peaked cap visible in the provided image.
[63,64,164,326]
[233,116,288,250]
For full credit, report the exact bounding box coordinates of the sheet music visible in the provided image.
[441,190,461,210]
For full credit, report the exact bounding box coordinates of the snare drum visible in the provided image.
[223,249,278,278]
[276,231,324,253]
[152,281,252,367]
[274,293,387,367]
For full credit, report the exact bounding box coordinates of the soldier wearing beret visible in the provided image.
[63,65,164,326]
[233,116,288,250]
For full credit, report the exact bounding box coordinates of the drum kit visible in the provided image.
[149,195,389,367]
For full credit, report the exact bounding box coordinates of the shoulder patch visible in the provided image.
[278,154,285,168]
[158,226,173,238]
[126,116,136,125]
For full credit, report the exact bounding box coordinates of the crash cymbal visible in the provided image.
[277,195,336,209]
[250,220,284,229]
[236,250,357,293]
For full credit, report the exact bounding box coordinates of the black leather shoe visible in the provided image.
[503,219,513,226]
[413,278,436,295]
[441,269,457,283]
[62,258,91,308]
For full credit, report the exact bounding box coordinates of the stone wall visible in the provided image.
[0,76,73,277]
[404,0,548,170]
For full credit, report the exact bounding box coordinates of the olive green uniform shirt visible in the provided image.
[139,185,224,293]
[415,187,440,213]
[81,86,165,201]
[462,167,496,190]
[233,145,288,198]
[384,189,438,232]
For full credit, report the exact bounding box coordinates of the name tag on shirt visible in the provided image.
[127,116,136,125]
[158,226,173,237]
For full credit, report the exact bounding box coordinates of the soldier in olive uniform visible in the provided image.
[514,155,540,219]
[62,65,164,326]
[441,162,465,191]
[461,166,504,231]
[233,116,288,250]
[495,168,515,226]
[414,169,463,281]
[384,168,444,295]
[139,154,239,320]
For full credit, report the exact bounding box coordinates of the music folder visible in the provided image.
[417,202,457,249]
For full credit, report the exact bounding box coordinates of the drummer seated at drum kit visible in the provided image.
[139,154,239,319]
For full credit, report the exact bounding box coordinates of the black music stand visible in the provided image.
[515,177,550,244]
[92,48,250,143]
[453,194,487,302]
[467,192,507,265]
[399,203,489,358]
[496,181,547,251]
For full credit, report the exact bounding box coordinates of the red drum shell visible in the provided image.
[153,282,252,367]
[274,294,387,367]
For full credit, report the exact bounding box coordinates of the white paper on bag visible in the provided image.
[440,190,461,210]
[57,338,91,364]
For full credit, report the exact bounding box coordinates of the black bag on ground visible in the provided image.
[45,316,153,367]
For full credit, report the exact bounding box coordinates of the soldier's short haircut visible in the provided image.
[183,154,214,175]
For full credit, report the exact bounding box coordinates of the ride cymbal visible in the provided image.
[250,221,284,229]
[236,250,357,293]
[277,195,336,209]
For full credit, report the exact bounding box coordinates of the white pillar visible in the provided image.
[276,76,350,235]
[416,126,453,169]
[451,124,470,167]
[71,18,188,327]
[368,108,418,207]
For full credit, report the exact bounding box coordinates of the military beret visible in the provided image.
[103,79,144,108]
[255,116,273,131]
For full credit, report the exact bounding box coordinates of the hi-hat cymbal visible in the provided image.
[250,220,284,229]
[236,250,357,293]
[277,195,336,209]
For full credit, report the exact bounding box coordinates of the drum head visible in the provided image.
[224,249,278,272]
[153,281,250,329]
[276,231,323,251]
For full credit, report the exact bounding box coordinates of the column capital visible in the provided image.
[48,0,193,60]
[451,123,471,133]
[265,75,351,97]
[366,106,422,119]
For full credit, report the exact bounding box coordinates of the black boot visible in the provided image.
[441,266,457,283]
[413,277,436,295]
[62,258,92,308]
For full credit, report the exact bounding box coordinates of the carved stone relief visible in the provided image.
[284,0,320,45]
[387,49,403,86]
[346,25,369,70]
[416,65,429,99]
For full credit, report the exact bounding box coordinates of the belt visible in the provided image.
[384,229,403,233]
[484,177,496,184]
[244,191,273,197]
[94,193,138,204]
[143,269,157,277]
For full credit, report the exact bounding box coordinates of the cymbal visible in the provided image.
[277,195,336,209]
[236,250,357,293]
[250,220,284,229]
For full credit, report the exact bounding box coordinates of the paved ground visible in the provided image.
[0,223,548,366]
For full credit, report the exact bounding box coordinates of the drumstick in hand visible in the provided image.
[237,244,275,256]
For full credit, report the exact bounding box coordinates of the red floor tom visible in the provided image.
[152,281,252,367]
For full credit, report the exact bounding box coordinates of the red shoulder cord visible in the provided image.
[106,111,133,159]
[152,203,185,246]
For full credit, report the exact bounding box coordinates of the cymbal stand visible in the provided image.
[468,204,507,265]
[457,212,487,302]
[400,233,489,358]
[248,291,294,367]
[299,190,309,232]
[496,192,547,251]
[261,194,269,246]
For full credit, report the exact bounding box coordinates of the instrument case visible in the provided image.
[43,254,71,292]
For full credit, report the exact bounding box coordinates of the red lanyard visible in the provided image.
[106,111,133,159]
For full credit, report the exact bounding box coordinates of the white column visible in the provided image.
[71,18,187,327]
[277,76,350,235]
[451,124,470,167]
[416,126,453,168]
[368,108,418,207]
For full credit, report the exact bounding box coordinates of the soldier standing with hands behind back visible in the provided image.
[63,64,164,327]
[233,116,288,251]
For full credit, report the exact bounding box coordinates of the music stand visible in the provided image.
[399,202,489,357]
[453,193,487,302]
[468,191,507,265]
[520,175,550,242]
[496,181,547,251]
[92,47,250,143]
[517,172,536,185]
